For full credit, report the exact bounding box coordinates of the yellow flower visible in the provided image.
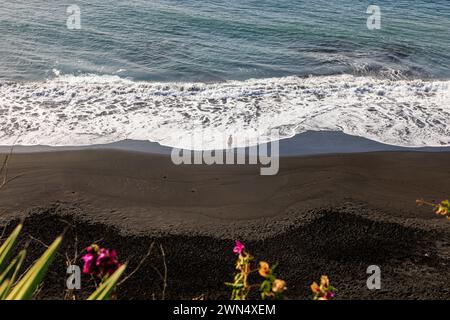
[272,279,287,293]
[258,261,271,278]
[320,275,329,288]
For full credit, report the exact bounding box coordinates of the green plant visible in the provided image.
[0,224,61,300]
[258,262,286,300]
[416,199,450,219]
[88,264,126,300]
[81,243,126,300]
[311,275,336,300]
[226,240,286,300]
[0,223,126,300]
[226,243,252,300]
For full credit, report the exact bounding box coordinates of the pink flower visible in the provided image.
[81,252,96,274]
[233,240,245,255]
[81,245,99,275]
[81,244,121,278]
[326,291,335,299]
[96,248,120,276]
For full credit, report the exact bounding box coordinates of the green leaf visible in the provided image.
[0,250,26,299]
[0,224,22,273]
[225,282,244,289]
[6,236,62,300]
[88,264,126,300]
[260,280,271,293]
[0,279,11,298]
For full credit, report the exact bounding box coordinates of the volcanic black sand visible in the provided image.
[0,148,450,299]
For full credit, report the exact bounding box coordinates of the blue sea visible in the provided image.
[0,0,449,149]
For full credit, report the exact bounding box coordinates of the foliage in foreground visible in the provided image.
[81,244,126,300]
[311,275,336,300]
[416,199,450,219]
[0,223,126,300]
[226,240,287,300]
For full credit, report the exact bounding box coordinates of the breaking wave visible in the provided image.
[0,74,449,150]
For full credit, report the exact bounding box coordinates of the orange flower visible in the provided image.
[310,282,320,294]
[436,204,449,216]
[272,279,287,293]
[311,275,336,300]
[417,199,450,218]
[258,261,271,278]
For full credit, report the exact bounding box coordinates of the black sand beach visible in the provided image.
[1,134,450,299]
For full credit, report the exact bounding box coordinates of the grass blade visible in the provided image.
[0,224,22,273]
[88,264,127,300]
[6,236,62,300]
[0,250,26,299]
[0,279,11,298]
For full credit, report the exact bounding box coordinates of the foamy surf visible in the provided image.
[0,74,449,150]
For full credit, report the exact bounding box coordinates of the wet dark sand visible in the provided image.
[0,148,450,299]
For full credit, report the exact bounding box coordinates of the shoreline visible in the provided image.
[2,131,450,156]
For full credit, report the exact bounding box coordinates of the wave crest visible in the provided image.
[0,74,449,149]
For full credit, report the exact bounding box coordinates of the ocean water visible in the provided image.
[0,0,449,149]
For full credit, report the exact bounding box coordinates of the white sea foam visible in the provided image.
[0,74,449,149]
